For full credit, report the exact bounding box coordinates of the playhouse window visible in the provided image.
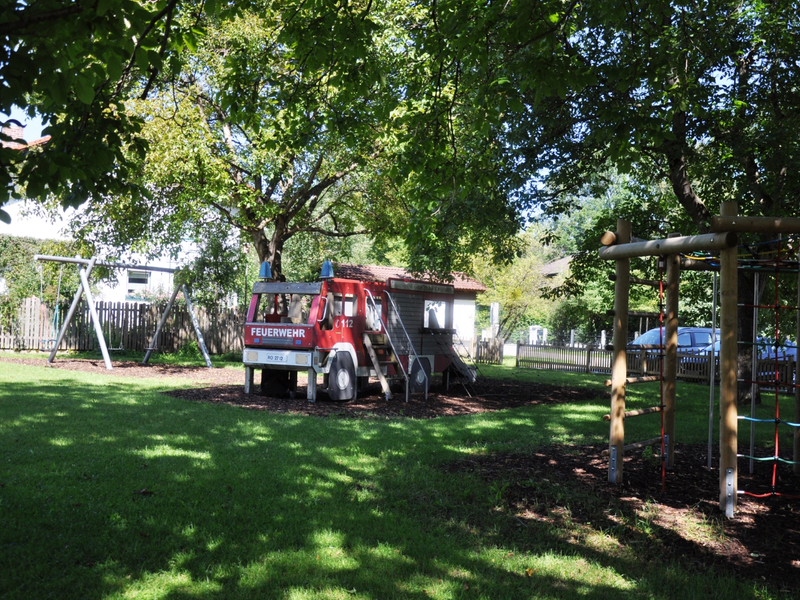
[424,300,446,329]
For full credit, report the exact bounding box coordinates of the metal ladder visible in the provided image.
[363,290,428,402]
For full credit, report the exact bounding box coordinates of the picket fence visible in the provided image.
[475,340,503,364]
[516,343,798,390]
[1,297,244,355]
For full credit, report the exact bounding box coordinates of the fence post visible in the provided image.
[719,201,738,516]
[585,347,592,373]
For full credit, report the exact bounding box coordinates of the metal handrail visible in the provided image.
[383,291,428,401]
[364,289,407,400]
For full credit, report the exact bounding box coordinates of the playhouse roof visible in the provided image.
[333,263,486,293]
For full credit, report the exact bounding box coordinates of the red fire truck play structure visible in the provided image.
[242,261,475,401]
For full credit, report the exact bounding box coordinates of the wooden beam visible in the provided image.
[609,219,631,483]
[710,215,800,234]
[609,274,662,288]
[664,236,679,468]
[602,406,663,421]
[600,231,617,246]
[604,375,661,386]
[602,437,661,456]
[598,232,737,260]
[606,309,662,318]
[719,202,739,516]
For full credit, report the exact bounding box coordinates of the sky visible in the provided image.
[2,106,45,140]
[1,106,64,238]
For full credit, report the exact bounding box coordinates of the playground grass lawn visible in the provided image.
[0,357,794,599]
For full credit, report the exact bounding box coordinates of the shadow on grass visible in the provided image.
[0,368,779,599]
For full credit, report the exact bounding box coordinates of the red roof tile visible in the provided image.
[333,263,486,292]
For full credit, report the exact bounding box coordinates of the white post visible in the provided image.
[182,285,213,368]
[79,259,112,370]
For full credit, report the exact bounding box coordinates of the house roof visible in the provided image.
[542,256,571,278]
[333,263,486,293]
[1,120,50,150]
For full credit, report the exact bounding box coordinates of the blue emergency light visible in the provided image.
[320,260,334,279]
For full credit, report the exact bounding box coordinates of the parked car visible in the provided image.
[629,327,719,353]
[695,338,797,385]
[699,337,797,359]
[627,327,719,377]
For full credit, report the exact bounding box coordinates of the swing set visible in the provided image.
[600,201,800,516]
[37,263,63,352]
[34,254,213,370]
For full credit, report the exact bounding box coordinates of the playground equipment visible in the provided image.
[37,263,63,352]
[33,255,212,370]
[599,201,800,516]
[242,261,478,402]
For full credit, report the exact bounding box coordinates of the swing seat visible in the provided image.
[39,339,57,352]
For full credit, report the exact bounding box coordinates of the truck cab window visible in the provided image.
[255,294,278,322]
[332,294,357,318]
[344,295,357,317]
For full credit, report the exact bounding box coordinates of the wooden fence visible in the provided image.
[1,297,244,355]
[476,340,503,364]
[516,344,798,390]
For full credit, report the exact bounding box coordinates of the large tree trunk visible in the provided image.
[251,217,290,281]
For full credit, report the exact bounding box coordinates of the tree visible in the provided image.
[471,228,556,343]
[0,234,83,326]
[61,1,423,281]
[428,0,800,400]
[0,0,215,219]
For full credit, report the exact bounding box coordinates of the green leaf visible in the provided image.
[74,75,95,105]
[0,208,10,224]
[96,0,114,17]
[134,47,149,72]
[106,52,123,82]
[183,31,198,52]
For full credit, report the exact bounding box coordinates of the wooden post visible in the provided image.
[609,219,631,483]
[795,269,800,474]
[719,202,738,516]
[664,236,680,468]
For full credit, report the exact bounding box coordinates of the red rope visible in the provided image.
[741,491,800,499]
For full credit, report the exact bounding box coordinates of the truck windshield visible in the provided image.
[250,282,323,325]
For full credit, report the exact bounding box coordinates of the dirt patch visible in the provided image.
[5,356,800,592]
[446,445,800,594]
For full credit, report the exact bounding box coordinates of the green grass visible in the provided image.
[0,360,792,599]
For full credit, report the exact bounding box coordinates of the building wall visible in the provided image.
[454,298,476,341]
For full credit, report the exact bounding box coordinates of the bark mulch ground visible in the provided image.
[6,356,800,593]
